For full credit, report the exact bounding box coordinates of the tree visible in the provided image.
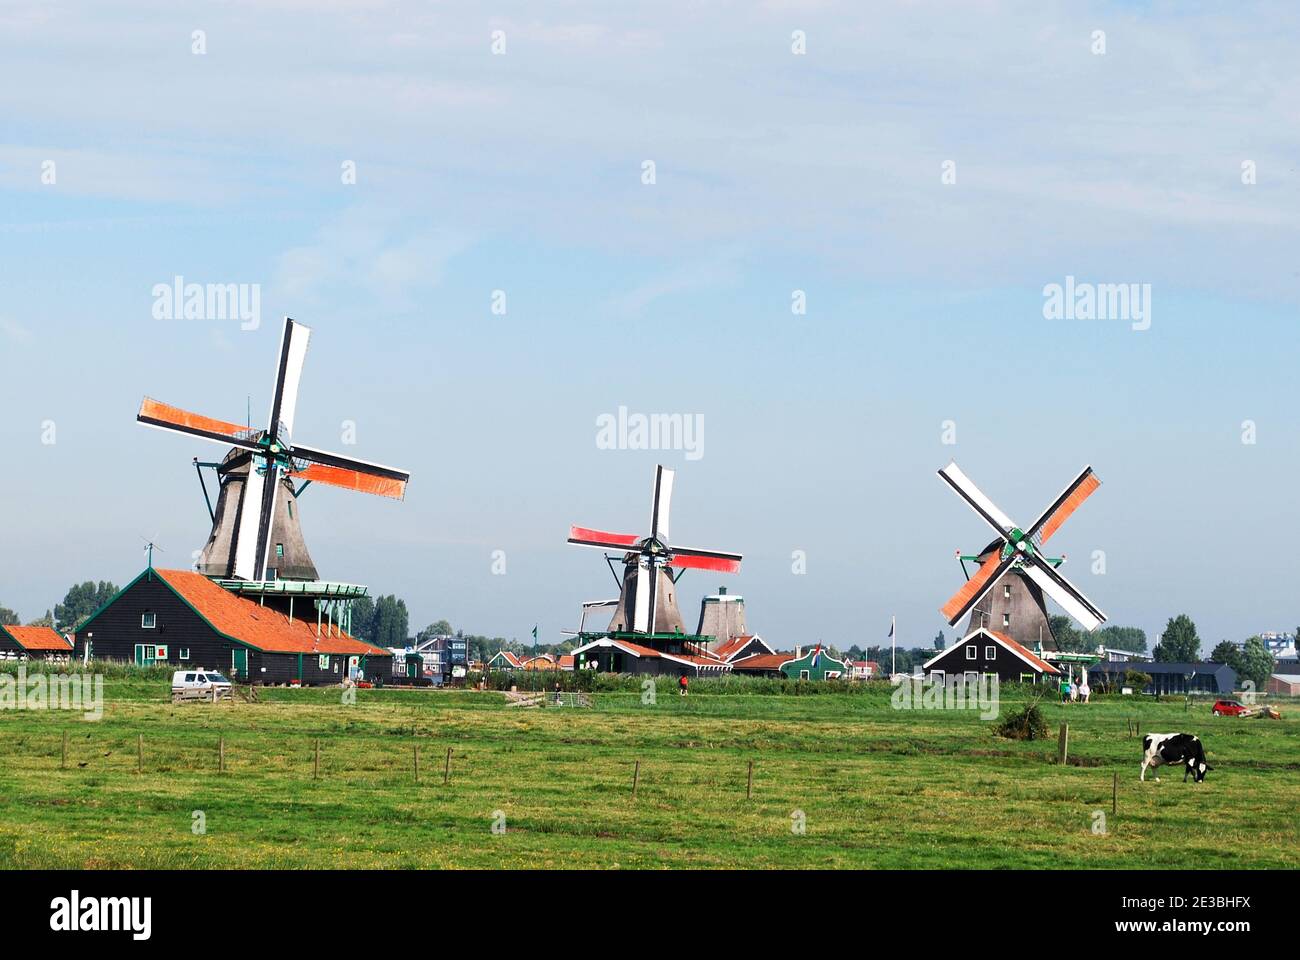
[1154,614,1200,662]
[349,596,375,640]
[1237,636,1275,690]
[1209,640,1244,672]
[26,610,55,628]
[54,581,119,633]
[367,595,409,648]
[0,604,19,626]
[417,620,454,642]
[1095,625,1147,653]
[933,630,945,650]
[1048,615,1092,653]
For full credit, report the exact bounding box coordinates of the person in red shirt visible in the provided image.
[679,674,689,697]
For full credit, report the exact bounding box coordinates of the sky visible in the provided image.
[1,1,1297,652]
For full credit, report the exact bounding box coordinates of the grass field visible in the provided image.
[1,676,1296,869]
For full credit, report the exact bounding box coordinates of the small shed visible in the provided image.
[1267,674,1300,696]
[0,625,73,661]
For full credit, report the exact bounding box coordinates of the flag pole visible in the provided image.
[891,615,896,677]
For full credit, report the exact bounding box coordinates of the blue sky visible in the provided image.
[1,1,1297,650]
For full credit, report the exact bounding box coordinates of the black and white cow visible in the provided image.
[1140,733,1212,782]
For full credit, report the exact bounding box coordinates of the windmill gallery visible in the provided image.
[42,316,1117,687]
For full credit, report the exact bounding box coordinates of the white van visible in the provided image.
[171,669,233,703]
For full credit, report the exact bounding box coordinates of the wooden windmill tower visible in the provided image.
[937,462,1106,652]
[138,317,411,584]
[568,465,742,637]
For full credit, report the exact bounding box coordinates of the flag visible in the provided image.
[810,642,822,668]
[887,618,894,639]
[532,625,538,640]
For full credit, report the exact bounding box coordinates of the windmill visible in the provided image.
[568,465,742,635]
[138,317,411,583]
[938,462,1106,650]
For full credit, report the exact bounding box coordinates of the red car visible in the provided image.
[1212,699,1249,717]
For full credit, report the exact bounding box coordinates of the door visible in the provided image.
[231,648,248,680]
[134,644,156,666]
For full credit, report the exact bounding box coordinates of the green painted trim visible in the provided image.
[77,567,261,652]
[71,569,153,636]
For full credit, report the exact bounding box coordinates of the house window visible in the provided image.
[965,645,977,660]
[178,648,190,660]
[1002,613,1010,628]
[985,646,997,660]
[276,543,285,558]
[799,669,810,680]
[141,612,156,629]
[1003,584,1012,599]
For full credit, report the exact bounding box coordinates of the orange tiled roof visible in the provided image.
[988,631,1060,675]
[4,625,73,651]
[730,652,792,671]
[712,635,753,660]
[155,569,388,656]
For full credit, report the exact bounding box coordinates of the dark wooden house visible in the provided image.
[0,625,73,661]
[73,568,390,685]
[922,628,1061,685]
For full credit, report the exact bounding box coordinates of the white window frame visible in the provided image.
[178,648,190,661]
[985,646,997,660]
[1002,613,1010,627]
[965,645,977,660]
[141,612,157,629]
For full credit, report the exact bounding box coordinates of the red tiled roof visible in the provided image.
[987,631,1060,675]
[712,635,752,660]
[155,569,388,656]
[4,625,73,651]
[556,654,575,669]
[730,652,792,671]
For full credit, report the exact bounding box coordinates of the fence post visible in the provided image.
[632,760,640,797]
[746,759,754,800]
[1057,723,1069,765]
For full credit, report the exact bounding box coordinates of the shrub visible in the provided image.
[995,703,1047,740]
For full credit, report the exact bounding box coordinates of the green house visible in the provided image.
[780,647,847,681]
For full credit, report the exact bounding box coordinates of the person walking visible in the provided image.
[679,674,689,697]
